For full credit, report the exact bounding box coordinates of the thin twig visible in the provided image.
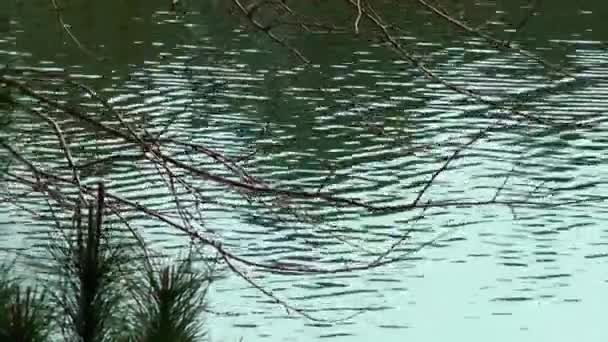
[231,0,309,63]
[49,0,101,60]
[354,0,362,34]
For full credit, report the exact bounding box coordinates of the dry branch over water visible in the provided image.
[1,0,607,326]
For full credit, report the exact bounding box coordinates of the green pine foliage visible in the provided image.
[0,184,213,342]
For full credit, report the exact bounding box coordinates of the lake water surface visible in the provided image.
[2,1,608,341]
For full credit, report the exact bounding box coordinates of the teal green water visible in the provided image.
[2,1,608,341]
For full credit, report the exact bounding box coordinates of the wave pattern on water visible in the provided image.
[2,3,608,342]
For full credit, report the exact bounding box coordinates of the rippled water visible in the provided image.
[2,1,608,341]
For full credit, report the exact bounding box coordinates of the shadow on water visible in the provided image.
[11,0,189,75]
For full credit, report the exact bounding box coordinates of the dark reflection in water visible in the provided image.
[1,1,608,341]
